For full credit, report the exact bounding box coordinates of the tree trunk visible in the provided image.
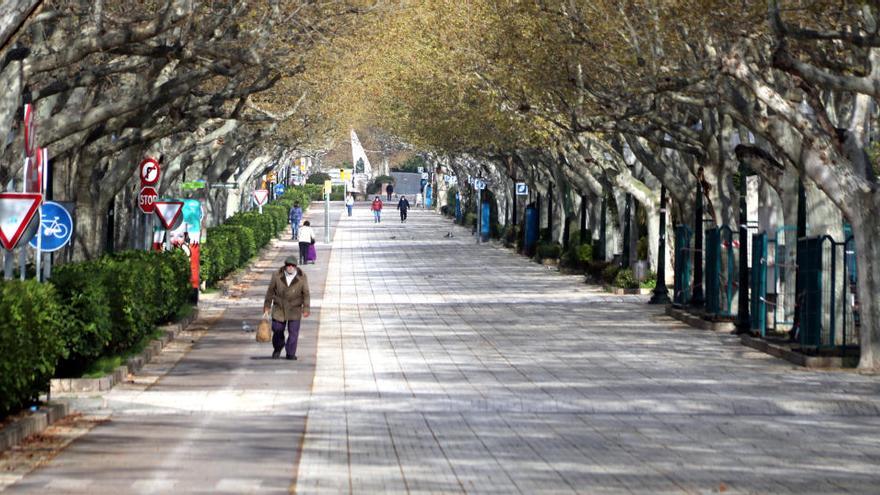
[854,205,880,370]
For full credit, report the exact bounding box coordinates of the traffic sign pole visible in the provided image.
[35,204,41,281]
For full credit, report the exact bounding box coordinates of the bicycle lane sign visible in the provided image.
[28,201,73,252]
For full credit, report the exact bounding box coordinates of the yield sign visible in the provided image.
[0,193,42,250]
[253,189,269,206]
[153,200,184,229]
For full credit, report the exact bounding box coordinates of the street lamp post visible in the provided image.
[622,193,632,268]
[598,195,607,261]
[579,193,587,244]
[547,183,553,242]
[691,183,705,308]
[649,186,671,304]
[735,162,751,333]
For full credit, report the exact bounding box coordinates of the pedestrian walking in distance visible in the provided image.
[371,196,383,223]
[385,183,394,201]
[345,193,354,217]
[289,202,303,239]
[397,195,410,223]
[264,256,310,360]
[298,220,316,265]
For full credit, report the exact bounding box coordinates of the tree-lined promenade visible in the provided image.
[4,205,880,494]
[8,1,876,367]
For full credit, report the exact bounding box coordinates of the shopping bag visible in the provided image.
[256,312,272,343]
[307,243,317,262]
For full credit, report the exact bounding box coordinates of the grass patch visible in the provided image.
[80,326,165,378]
[78,303,192,379]
[175,303,195,321]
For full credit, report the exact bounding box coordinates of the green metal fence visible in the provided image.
[673,225,692,306]
[797,234,859,349]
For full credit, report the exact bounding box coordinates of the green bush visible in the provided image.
[0,280,67,415]
[464,212,476,227]
[613,268,639,289]
[576,243,593,263]
[562,242,593,268]
[306,172,330,185]
[445,187,458,217]
[330,185,345,201]
[536,242,562,260]
[602,263,621,284]
[51,260,112,372]
[48,250,192,377]
[640,271,658,289]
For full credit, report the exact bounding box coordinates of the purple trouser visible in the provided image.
[272,319,301,357]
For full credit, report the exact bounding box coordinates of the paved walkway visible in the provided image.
[5,201,880,494]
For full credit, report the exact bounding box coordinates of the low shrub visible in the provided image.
[51,260,112,373]
[602,263,621,284]
[0,280,67,416]
[536,242,562,260]
[464,212,476,227]
[613,268,639,289]
[562,243,593,268]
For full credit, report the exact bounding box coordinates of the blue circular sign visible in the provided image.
[274,183,286,196]
[28,201,73,252]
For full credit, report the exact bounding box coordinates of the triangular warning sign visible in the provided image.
[0,193,42,250]
[153,201,184,229]
[253,189,269,206]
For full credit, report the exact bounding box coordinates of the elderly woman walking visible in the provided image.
[263,256,311,360]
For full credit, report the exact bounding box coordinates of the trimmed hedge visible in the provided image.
[536,242,562,260]
[51,250,190,375]
[0,280,67,416]
[200,185,314,286]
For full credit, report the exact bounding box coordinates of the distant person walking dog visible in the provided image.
[397,195,410,223]
[263,257,310,360]
[289,202,303,239]
[371,196,383,223]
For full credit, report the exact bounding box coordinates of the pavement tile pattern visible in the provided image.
[294,204,880,494]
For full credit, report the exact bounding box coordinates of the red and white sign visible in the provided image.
[0,193,42,250]
[153,200,184,229]
[24,148,47,194]
[253,189,269,206]
[23,104,36,158]
[138,186,158,214]
[139,157,160,185]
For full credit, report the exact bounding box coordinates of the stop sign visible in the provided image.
[138,186,158,213]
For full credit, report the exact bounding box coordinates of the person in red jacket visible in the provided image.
[371,196,383,223]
